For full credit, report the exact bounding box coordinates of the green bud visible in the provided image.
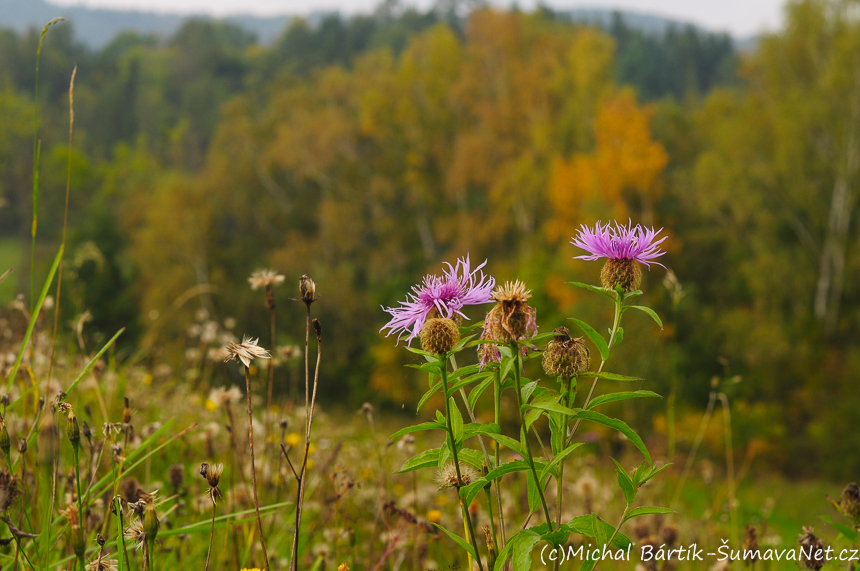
[67,413,81,449]
[0,418,10,458]
[144,504,160,542]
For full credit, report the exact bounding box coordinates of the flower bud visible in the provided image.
[419,318,460,355]
[0,416,10,458]
[67,411,81,449]
[300,274,317,306]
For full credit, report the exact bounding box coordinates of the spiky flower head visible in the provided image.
[478,280,537,368]
[798,526,826,570]
[419,318,460,355]
[542,327,590,378]
[248,269,285,291]
[200,462,224,488]
[224,336,271,368]
[571,221,667,292]
[381,256,495,345]
[436,462,479,489]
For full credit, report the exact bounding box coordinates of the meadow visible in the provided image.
[2,0,860,569]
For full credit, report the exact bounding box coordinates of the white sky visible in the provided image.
[46,0,786,37]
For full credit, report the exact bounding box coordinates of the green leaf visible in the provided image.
[431,523,476,559]
[580,558,598,571]
[612,458,636,506]
[520,380,539,404]
[451,333,477,353]
[524,389,562,430]
[406,361,444,375]
[593,514,607,546]
[512,529,541,571]
[468,373,494,410]
[405,345,432,357]
[527,471,542,513]
[493,530,517,571]
[460,460,531,505]
[449,363,482,379]
[539,443,584,481]
[570,410,652,465]
[464,422,501,439]
[437,443,451,472]
[482,432,524,457]
[568,515,632,549]
[641,462,673,485]
[821,515,859,542]
[577,372,643,382]
[633,462,648,487]
[389,421,445,440]
[586,391,662,410]
[417,379,442,412]
[457,448,484,470]
[614,326,624,346]
[622,289,643,301]
[523,401,578,417]
[625,305,663,329]
[568,317,609,361]
[567,281,615,299]
[5,245,63,390]
[450,398,464,443]
[397,448,440,473]
[623,506,677,523]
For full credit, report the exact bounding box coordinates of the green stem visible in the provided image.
[493,368,506,547]
[606,505,630,548]
[510,343,553,530]
[440,360,484,571]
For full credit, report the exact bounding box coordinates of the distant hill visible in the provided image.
[0,0,750,50]
[0,0,292,47]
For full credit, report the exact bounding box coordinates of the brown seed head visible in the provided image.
[168,464,184,492]
[839,483,860,520]
[200,462,224,489]
[798,526,826,570]
[483,280,538,343]
[542,327,590,378]
[122,398,131,425]
[743,525,759,564]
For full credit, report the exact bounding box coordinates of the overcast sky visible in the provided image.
[47,0,786,37]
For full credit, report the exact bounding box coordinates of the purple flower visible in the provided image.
[571,220,667,267]
[381,256,496,345]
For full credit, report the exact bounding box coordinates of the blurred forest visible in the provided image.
[1,0,858,478]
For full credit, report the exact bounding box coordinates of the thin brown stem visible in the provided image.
[245,365,269,571]
[204,499,217,571]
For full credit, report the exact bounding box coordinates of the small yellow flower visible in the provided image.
[307,442,316,454]
[269,404,281,415]
[435,494,449,507]
[306,459,314,470]
[142,374,153,386]
[392,484,405,496]
[205,399,217,412]
[426,509,442,524]
[285,433,302,447]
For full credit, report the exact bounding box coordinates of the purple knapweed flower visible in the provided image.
[571,221,667,292]
[571,220,667,267]
[381,256,496,345]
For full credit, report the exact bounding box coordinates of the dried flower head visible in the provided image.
[123,519,146,551]
[542,327,590,378]
[248,269,285,291]
[0,469,19,512]
[168,464,184,492]
[743,525,759,565]
[837,483,860,521]
[200,462,224,489]
[419,318,460,355]
[478,280,537,367]
[224,336,271,368]
[86,558,118,571]
[571,221,667,292]
[381,256,495,345]
[300,274,317,305]
[436,462,480,489]
[798,526,826,570]
[208,386,243,408]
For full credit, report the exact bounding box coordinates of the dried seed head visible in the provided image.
[86,558,118,571]
[839,483,860,520]
[481,280,538,352]
[483,525,497,570]
[123,519,146,551]
[542,327,590,378]
[16,437,26,455]
[419,318,460,355]
[661,524,678,546]
[337,564,350,571]
[0,394,9,407]
[300,274,317,306]
[279,418,289,431]
[798,526,826,570]
[168,464,184,492]
[82,421,92,441]
[436,462,479,489]
[224,336,271,368]
[200,462,224,489]
[120,478,141,504]
[248,269,285,291]
[0,470,19,512]
[600,258,642,293]
[97,534,106,547]
[122,398,131,425]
